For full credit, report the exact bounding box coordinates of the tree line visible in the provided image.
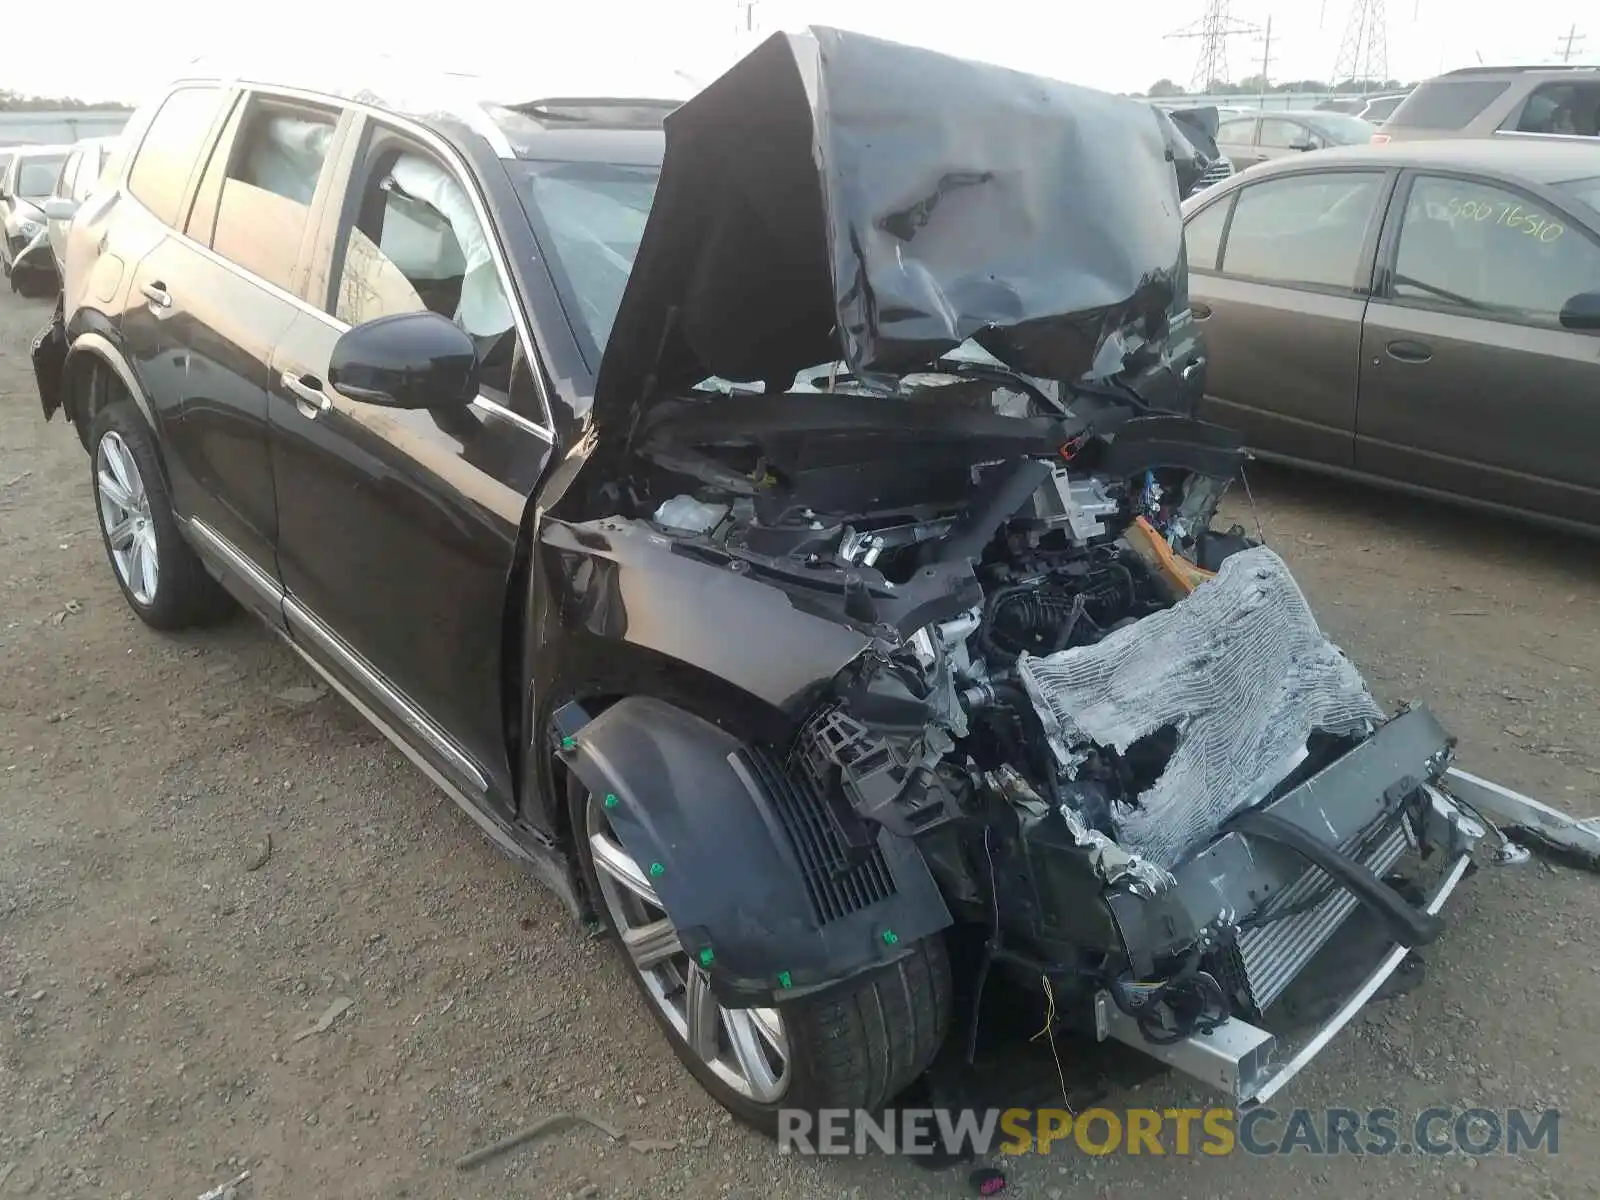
[1143,76,1415,97]
[0,90,131,111]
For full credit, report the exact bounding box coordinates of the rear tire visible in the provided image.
[88,402,234,631]
[566,763,952,1136]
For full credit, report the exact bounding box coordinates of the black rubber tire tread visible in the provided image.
[566,762,953,1135]
[89,401,234,631]
[785,933,953,1112]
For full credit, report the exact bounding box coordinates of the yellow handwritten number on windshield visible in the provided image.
[1445,196,1564,242]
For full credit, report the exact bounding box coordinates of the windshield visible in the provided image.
[1305,113,1377,143]
[510,159,659,368]
[18,154,67,198]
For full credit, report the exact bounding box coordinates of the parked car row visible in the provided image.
[0,135,117,297]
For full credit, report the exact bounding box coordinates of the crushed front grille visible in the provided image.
[1018,546,1385,868]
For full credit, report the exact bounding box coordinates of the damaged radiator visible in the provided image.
[1018,546,1385,869]
[1230,817,1410,1014]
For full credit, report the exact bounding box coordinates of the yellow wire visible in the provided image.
[1029,974,1074,1113]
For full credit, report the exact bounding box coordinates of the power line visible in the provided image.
[1332,0,1389,92]
[1165,0,1261,91]
[1556,23,1586,62]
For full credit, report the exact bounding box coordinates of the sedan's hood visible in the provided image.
[593,27,1213,428]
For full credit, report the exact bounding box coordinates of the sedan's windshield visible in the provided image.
[510,159,659,367]
[18,155,67,199]
[1556,176,1600,219]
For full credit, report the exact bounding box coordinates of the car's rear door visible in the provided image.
[1353,170,1600,527]
[1184,167,1393,467]
[266,113,555,817]
[119,87,353,624]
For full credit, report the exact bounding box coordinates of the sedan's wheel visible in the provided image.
[89,402,234,631]
[567,758,952,1135]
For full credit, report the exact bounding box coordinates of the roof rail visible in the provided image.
[1444,63,1600,76]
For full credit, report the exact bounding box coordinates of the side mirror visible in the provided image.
[328,311,480,410]
[1290,139,1319,152]
[43,197,78,221]
[1558,291,1600,333]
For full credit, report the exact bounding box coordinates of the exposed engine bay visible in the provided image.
[576,360,1483,1073]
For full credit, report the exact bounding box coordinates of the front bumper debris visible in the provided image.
[1092,704,1484,1104]
[1094,843,1473,1105]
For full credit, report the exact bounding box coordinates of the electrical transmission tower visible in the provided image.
[1166,0,1260,92]
[1332,0,1389,93]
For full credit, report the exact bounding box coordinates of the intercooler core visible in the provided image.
[1018,546,1386,869]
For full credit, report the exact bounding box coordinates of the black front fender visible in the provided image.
[560,696,952,1007]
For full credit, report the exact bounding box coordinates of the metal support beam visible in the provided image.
[1445,768,1600,865]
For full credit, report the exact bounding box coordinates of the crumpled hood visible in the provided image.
[593,26,1214,427]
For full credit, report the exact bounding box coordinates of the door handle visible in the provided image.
[140,281,171,310]
[1181,355,1207,382]
[1385,339,1432,363]
[1190,301,1213,320]
[281,371,332,419]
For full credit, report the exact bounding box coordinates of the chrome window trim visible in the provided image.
[111,82,555,442]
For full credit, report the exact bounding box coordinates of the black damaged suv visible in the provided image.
[34,28,1485,1131]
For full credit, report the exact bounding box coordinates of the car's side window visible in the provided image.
[1217,171,1382,290]
[125,86,230,228]
[1216,117,1257,144]
[1259,119,1313,150]
[53,151,81,200]
[1391,174,1600,326]
[1183,194,1232,271]
[75,148,105,201]
[329,130,533,416]
[1511,82,1600,137]
[187,96,338,294]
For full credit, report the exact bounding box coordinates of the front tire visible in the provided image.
[89,402,233,630]
[567,765,952,1135]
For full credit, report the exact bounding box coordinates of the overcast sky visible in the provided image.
[3,0,1593,104]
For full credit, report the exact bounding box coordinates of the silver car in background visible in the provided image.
[42,136,116,275]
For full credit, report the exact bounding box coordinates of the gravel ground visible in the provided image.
[1,285,1597,1200]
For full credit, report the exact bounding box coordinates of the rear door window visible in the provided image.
[1391,174,1600,325]
[1386,79,1510,130]
[126,86,230,227]
[1511,82,1600,137]
[1218,171,1384,289]
[193,96,339,294]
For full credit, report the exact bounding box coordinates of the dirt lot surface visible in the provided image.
[1,285,1597,1200]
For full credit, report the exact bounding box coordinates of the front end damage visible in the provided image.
[554,27,1504,1108]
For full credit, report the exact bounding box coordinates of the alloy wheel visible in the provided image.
[585,788,791,1103]
[96,430,158,605]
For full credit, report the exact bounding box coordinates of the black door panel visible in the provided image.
[270,310,551,814]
